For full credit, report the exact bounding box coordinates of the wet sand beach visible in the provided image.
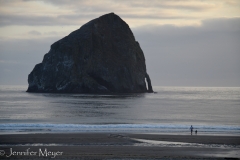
[0,133,240,159]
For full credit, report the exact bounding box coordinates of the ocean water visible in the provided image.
[0,85,239,135]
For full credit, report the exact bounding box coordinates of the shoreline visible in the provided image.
[1,123,239,136]
[0,133,240,159]
[1,132,240,136]
[1,130,240,137]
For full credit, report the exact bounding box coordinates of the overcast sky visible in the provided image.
[0,0,239,87]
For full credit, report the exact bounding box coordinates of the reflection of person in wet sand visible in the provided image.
[190,125,193,135]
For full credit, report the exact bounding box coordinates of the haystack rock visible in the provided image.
[27,13,153,93]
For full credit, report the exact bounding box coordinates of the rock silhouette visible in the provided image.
[27,13,153,93]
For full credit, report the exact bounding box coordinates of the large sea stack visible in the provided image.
[27,13,153,93]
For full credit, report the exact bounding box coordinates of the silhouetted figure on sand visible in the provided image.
[190,125,193,135]
[195,130,197,135]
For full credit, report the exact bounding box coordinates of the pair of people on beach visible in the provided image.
[190,125,197,135]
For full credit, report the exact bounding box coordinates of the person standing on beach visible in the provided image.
[190,125,193,135]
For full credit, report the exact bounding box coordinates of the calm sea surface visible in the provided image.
[0,85,239,135]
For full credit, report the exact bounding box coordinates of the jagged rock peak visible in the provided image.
[27,13,153,93]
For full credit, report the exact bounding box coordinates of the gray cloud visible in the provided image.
[28,30,41,35]
[201,18,240,32]
[44,0,217,12]
[132,18,240,86]
[120,14,196,20]
[0,0,216,27]
[0,12,196,27]
[0,13,92,27]
[115,0,217,11]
